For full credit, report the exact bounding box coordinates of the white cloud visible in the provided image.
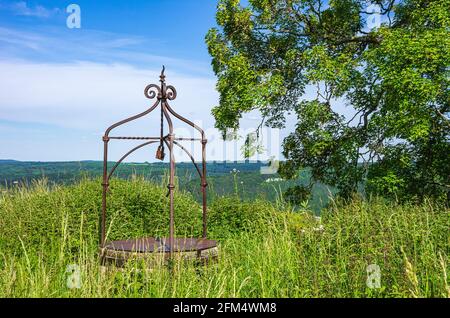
[0,60,288,162]
[0,26,211,76]
[0,60,218,130]
[0,24,286,162]
[1,1,60,18]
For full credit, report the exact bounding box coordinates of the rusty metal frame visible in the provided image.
[100,66,208,258]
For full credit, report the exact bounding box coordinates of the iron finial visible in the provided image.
[160,65,166,83]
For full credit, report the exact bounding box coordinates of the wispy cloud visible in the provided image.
[0,26,145,53]
[0,60,218,129]
[0,26,46,50]
[0,1,60,18]
[0,59,286,162]
[0,23,285,161]
[0,26,212,76]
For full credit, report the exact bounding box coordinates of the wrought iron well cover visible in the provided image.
[99,66,216,265]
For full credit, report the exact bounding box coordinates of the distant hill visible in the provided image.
[0,160,266,183]
[0,160,333,212]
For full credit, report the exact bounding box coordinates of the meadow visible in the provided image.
[0,177,448,298]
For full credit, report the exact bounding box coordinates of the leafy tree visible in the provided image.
[206,0,449,202]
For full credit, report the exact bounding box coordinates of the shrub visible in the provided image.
[208,196,306,239]
[0,177,203,256]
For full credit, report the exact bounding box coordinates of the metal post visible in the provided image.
[201,139,207,238]
[168,129,175,257]
[101,136,109,247]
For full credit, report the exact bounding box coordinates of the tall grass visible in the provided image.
[0,178,448,297]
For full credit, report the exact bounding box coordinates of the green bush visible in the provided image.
[0,177,295,256]
[208,196,307,239]
[0,177,203,256]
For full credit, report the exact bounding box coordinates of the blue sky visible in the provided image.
[0,0,285,162]
[0,1,358,163]
[0,1,217,66]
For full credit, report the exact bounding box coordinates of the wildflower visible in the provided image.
[313,224,325,232]
[265,177,283,183]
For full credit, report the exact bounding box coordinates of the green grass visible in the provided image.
[0,178,448,297]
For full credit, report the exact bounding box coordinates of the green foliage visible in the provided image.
[0,178,204,257]
[208,196,301,239]
[241,132,265,158]
[206,0,450,201]
[284,185,311,206]
[0,160,336,213]
[0,180,448,297]
[295,196,449,297]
